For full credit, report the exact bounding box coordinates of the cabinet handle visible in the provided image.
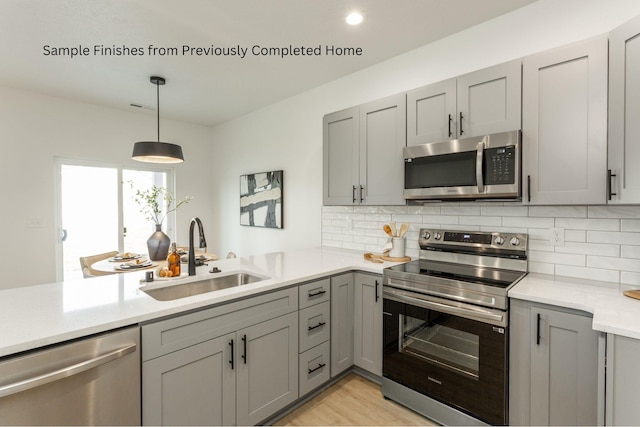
[360,185,364,203]
[352,185,357,203]
[375,280,379,302]
[241,334,247,364]
[536,313,541,345]
[308,289,326,298]
[608,169,617,200]
[448,114,453,137]
[308,321,326,331]
[229,339,234,369]
[308,363,326,374]
[527,175,531,203]
[459,112,464,135]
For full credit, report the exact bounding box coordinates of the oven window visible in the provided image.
[400,314,479,379]
[405,151,477,188]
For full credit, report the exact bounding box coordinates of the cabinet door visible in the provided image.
[359,94,407,205]
[530,306,599,426]
[323,107,359,205]
[457,60,522,138]
[142,333,236,426]
[606,334,640,425]
[609,15,640,204]
[407,79,456,146]
[353,273,382,376]
[236,312,298,426]
[331,273,354,377]
[522,36,608,205]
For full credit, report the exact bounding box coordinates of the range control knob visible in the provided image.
[510,237,521,246]
[495,236,505,245]
[422,231,430,240]
[433,232,442,240]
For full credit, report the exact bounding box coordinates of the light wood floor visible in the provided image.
[274,373,437,426]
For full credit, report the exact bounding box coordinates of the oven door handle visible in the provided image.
[383,289,506,326]
[476,137,486,194]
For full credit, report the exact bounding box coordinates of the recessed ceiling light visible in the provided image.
[346,11,363,26]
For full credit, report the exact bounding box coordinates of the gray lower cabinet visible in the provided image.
[605,334,640,425]
[330,273,354,377]
[353,272,382,376]
[141,288,298,426]
[510,299,603,426]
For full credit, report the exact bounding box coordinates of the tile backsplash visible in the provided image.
[321,203,640,286]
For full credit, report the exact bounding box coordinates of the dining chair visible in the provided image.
[79,251,119,278]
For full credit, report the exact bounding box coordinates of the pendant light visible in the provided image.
[132,76,184,163]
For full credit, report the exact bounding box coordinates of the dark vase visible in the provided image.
[147,224,170,261]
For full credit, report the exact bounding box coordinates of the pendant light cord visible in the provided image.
[156,80,160,142]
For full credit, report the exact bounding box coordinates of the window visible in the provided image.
[55,159,174,281]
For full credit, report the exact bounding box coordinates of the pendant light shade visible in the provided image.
[132,76,184,163]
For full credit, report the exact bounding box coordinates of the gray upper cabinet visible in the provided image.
[609,15,640,204]
[509,299,603,426]
[407,60,522,146]
[323,94,406,206]
[522,36,608,205]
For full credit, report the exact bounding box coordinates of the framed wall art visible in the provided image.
[240,170,283,228]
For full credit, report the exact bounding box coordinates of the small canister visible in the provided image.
[389,237,406,258]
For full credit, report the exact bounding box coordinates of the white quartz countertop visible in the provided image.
[509,273,640,340]
[0,247,395,358]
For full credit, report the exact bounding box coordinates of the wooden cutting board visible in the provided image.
[363,253,411,263]
[623,289,640,300]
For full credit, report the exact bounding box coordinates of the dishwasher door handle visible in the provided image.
[0,343,136,398]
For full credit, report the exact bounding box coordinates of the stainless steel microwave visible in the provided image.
[404,130,521,201]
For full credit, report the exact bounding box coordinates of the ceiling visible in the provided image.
[0,0,537,127]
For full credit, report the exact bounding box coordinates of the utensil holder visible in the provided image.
[389,237,406,258]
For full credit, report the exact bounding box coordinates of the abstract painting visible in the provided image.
[240,170,283,228]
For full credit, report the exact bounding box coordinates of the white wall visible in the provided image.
[209,0,640,258]
[0,86,214,289]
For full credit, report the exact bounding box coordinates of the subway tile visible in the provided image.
[352,221,380,230]
[364,213,392,222]
[343,242,365,251]
[459,216,502,226]
[322,206,354,214]
[528,262,555,275]
[555,265,619,283]
[354,235,379,245]
[556,242,619,257]
[391,214,423,224]
[354,206,380,214]
[481,226,528,234]
[379,206,408,214]
[588,205,640,219]
[565,230,586,242]
[588,256,640,273]
[423,215,459,224]
[529,250,585,266]
[481,206,528,217]
[555,218,619,232]
[525,228,549,241]
[441,206,481,216]
[588,231,640,245]
[621,272,640,286]
[322,240,343,249]
[621,219,640,232]
[621,246,640,259]
[529,206,587,218]
[528,239,555,252]
[322,226,343,234]
[407,205,441,215]
[503,216,554,229]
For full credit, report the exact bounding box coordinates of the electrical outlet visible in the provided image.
[27,217,43,228]
[549,227,565,246]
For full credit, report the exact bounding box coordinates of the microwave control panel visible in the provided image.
[484,146,516,185]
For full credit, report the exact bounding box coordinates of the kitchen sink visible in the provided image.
[141,272,267,301]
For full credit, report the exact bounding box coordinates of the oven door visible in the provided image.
[383,289,507,425]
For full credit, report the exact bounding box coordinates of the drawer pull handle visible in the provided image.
[308,289,326,298]
[241,335,247,364]
[536,313,541,345]
[229,339,234,370]
[308,321,326,331]
[308,363,326,374]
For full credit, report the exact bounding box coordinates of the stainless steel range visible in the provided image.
[382,228,528,426]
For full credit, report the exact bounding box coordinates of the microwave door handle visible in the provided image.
[476,138,486,193]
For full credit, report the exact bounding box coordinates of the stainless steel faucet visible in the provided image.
[188,217,207,276]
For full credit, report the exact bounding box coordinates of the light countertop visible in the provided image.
[0,247,391,358]
[509,273,640,340]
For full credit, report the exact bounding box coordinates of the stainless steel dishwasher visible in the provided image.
[0,326,140,426]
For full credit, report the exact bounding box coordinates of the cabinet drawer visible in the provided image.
[299,341,331,397]
[142,287,298,361]
[299,301,330,353]
[298,279,330,309]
